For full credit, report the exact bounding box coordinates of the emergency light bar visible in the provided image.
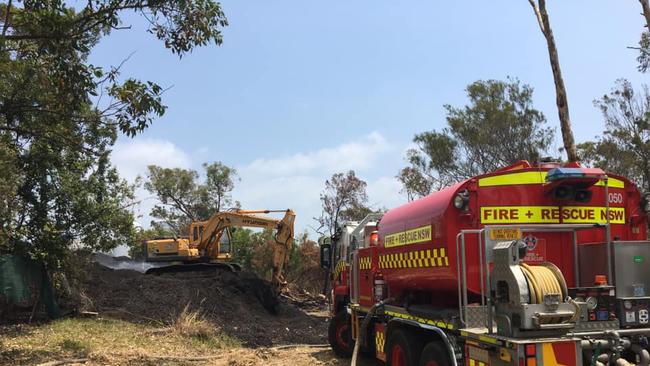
[545,167,606,183]
[544,167,606,202]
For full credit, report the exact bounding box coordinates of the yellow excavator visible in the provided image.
[144,209,295,287]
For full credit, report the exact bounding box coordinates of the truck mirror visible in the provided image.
[320,243,332,269]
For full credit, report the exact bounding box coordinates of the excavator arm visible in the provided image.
[193,209,296,287]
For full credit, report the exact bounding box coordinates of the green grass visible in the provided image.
[0,317,241,365]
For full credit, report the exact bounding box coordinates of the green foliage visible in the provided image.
[230,228,254,272]
[0,1,228,267]
[146,0,229,55]
[231,229,324,293]
[108,79,166,137]
[145,166,202,231]
[144,162,239,235]
[398,78,555,199]
[284,233,326,294]
[636,1,650,73]
[202,162,238,213]
[340,205,381,223]
[578,79,650,194]
[231,228,275,279]
[317,171,369,235]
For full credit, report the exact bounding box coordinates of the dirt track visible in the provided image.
[77,346,379,366]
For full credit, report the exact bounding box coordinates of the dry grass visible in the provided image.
[170,304,216,340]
[0,317,376,366]
[0,316,240,365]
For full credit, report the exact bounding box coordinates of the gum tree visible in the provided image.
[0,1,228,266]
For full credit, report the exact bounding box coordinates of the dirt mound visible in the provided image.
[80,262,328,347]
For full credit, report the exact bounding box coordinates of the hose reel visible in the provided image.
[520,262,567,305]
[491,240,579,337]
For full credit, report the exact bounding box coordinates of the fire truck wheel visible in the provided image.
[418,341,451,366]
[386,329,422,366]
[328,311,354,358]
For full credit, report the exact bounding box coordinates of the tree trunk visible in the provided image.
[528,0,578,162]
[640,0,650,30]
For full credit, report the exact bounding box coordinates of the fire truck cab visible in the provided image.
[323,214,381,315]
[321,161,650,366]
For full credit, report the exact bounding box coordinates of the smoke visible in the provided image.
[94,253,167,273]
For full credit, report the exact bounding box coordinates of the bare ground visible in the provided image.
[204,346,379,366]
[79,346,375,366]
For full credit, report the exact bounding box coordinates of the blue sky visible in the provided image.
[95,1,648,235]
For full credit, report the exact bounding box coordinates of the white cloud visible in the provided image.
[234,132,405,236]
[241,132,391,177]
[366,176,406,211]
[112,138,193,228]
[112,138,192,181]
[112,133,408,237]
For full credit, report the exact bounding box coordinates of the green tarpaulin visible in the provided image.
[0,254,61,318]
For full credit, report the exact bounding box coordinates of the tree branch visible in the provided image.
[2,3,151,42]
[529,0,577,162]
[2,34,55,41]
[162,193,196,222]
[527,0,545,33]
[1,0,12,38]
[640,0,650,31]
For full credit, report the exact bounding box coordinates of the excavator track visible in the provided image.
[145,262,241,275]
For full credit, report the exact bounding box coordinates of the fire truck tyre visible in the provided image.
[419,341,452,366]
[386,329,423,366]
[328,311,354,358]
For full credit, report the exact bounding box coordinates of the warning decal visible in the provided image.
[480,206,625,224]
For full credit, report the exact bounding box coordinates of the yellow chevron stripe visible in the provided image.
[377,248,451,269]
[332,260,348,279]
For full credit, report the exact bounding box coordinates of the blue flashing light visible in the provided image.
[546,167,589,182]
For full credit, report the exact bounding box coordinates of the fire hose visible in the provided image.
[520,262,580,323]
[351,299,390,366]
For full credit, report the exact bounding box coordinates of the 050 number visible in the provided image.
[608,193,623,204]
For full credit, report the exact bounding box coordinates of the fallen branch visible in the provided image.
[135,355,223,361]
[272,344,330,350]
[36,358,88,366]
[78,311,99,317]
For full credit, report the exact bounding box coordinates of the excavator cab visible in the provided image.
[190,223,205,245]
[217,228,232,257]
[189,221,233,260]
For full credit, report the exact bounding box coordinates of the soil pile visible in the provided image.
[80,259,328,347]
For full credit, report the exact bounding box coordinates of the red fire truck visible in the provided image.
[320,161,650,366]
